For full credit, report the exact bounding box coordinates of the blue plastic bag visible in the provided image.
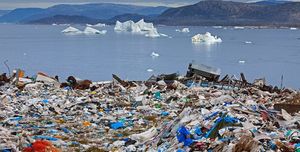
[110,122,124,130]
[176,126,193,146]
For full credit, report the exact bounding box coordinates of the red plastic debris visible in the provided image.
[23,140,60,152]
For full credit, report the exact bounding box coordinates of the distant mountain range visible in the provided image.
[1,1,300,27]
[0,3,168,23]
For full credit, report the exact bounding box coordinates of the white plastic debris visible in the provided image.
[130,127,157,143]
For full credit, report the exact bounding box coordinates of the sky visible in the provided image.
[0,0,298,9]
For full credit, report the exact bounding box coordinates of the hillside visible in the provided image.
[157,1,300,26]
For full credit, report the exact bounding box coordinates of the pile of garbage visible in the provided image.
[0,64,299,152]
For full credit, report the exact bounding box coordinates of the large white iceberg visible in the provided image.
[192,32,222,44]
[83,27,107,35]
[114,19,163,38]
[61,26,82,34]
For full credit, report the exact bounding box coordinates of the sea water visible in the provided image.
[0,24,299,88]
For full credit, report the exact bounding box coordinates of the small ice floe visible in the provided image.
[176,28,190,33]
[244,41,253,44]
[159,33,169,37]
[151,52,160,58]
[83,27,107,35]
[147,69,154,72]
[213,26,223,29]
[290,27,297,30]
[61,26,82,34]
[87,23,106,27]
[239,60,246,64]
[191,32,222,44]
[182,28,190,33]
[234,26,245,30]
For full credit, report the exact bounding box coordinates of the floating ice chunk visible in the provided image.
[114,19,162,38]
[213,26,223,29]
[290,27,297,30]
[239,60,246,64]
[87,23,106,27]
[159,33,168,37]
[191,32,222,44]
[182,28,190,33]
[52,23,57,26]
[145,28,160,38]
[114,20,139,32]
[244,41,252,44]
[176,28,190,33]
[234,26,245,29]
[151,52,159,58]
[136,19,156,31]
[93,23,106,27]
[83,27,106,35]
[147,69,154,72]
[61,26,82,34]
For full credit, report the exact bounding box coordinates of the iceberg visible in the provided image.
[290,27,297,30]
[244,41,252,44]
[114,19,163,38]
[191,32,222,44]
[136,19,156,32]
[151,52,159,58]
[239,60,246,64]
[83,27,106,35]
[147,69,154,72]
[114,20,139,32]
[176,28,190,33]
[93,23,106,27]
[61,26,82,34]
[182,28,190,33]
[234,26,245,30]
[145,28,160,38]
[87,23,106,27]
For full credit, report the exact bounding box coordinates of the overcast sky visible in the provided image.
[0,0,298,9]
